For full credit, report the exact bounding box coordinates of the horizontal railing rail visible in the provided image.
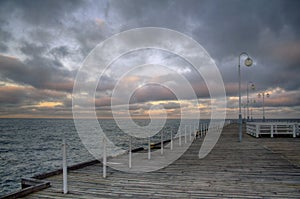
[246,122,299,138]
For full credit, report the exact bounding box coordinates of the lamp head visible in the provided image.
[244,57,253,67]
[266,93,270,98]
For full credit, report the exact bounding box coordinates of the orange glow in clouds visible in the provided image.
[36,101,63,108]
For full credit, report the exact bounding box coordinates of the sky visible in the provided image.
[0,0,299,119]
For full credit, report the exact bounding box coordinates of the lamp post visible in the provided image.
[250,99,256,121]
[243,102,246,122]
[258,92,270,122]
[238,52,253,142]
[247,82,255,121]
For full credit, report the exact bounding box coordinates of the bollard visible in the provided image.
[148,137,151,160]
[103,138,107,178]
[129,136,132,168]
[62,139,68,194]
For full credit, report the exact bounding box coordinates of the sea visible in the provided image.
[0,118,203,196]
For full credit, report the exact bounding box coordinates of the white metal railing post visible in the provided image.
[170,130,173,150]
[200,123,202,137]
[271,124,274,138]
[293,124,296,138]
[103,137,107,178]
[161,131,164,155]
[179,129,182,146]
[148,137,151,160]
[193,125,195,139]
[185,125,187,143]
[255,124,259,138]
[129,136,132,168]
[62,139,68,194]
[189,125,192,142]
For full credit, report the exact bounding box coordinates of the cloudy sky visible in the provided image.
[0,0,299,119]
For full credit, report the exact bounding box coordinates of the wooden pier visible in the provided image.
[10,124,300,198]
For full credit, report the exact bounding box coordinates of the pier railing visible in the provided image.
[101,121,231,178]
[246,122,299,138]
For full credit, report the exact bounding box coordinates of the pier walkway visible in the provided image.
[20,124,300,198]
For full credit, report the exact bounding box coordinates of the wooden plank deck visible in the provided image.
[21,124,300,198]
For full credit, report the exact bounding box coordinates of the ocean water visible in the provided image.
[0,118,199,196]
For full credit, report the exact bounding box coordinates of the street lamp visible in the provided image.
[258,92,270,122]
[247,82,255,121]
[243,102,246,122]
[250,99,256,121]
[238,52,253,142]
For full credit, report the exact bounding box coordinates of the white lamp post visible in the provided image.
[238,52,253,142]
[247,82,255,121]
[258,92,270,122]
[250,99,256,121]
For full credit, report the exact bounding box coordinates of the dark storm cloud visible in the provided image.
[0,85,66,106]
[50,46,71,59]
[0,19,11,52]
[133,85,177,103]
[0,0,84,27]
[0,54,74,92]
[106,0,300,94]
[0,0,299,118]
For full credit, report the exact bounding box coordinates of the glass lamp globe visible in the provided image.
[244,57,253,67]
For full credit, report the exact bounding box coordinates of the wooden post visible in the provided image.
[129,137,132,168]
[148,137,151,160]
[103,138,107,178]
[62,139,68,194]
